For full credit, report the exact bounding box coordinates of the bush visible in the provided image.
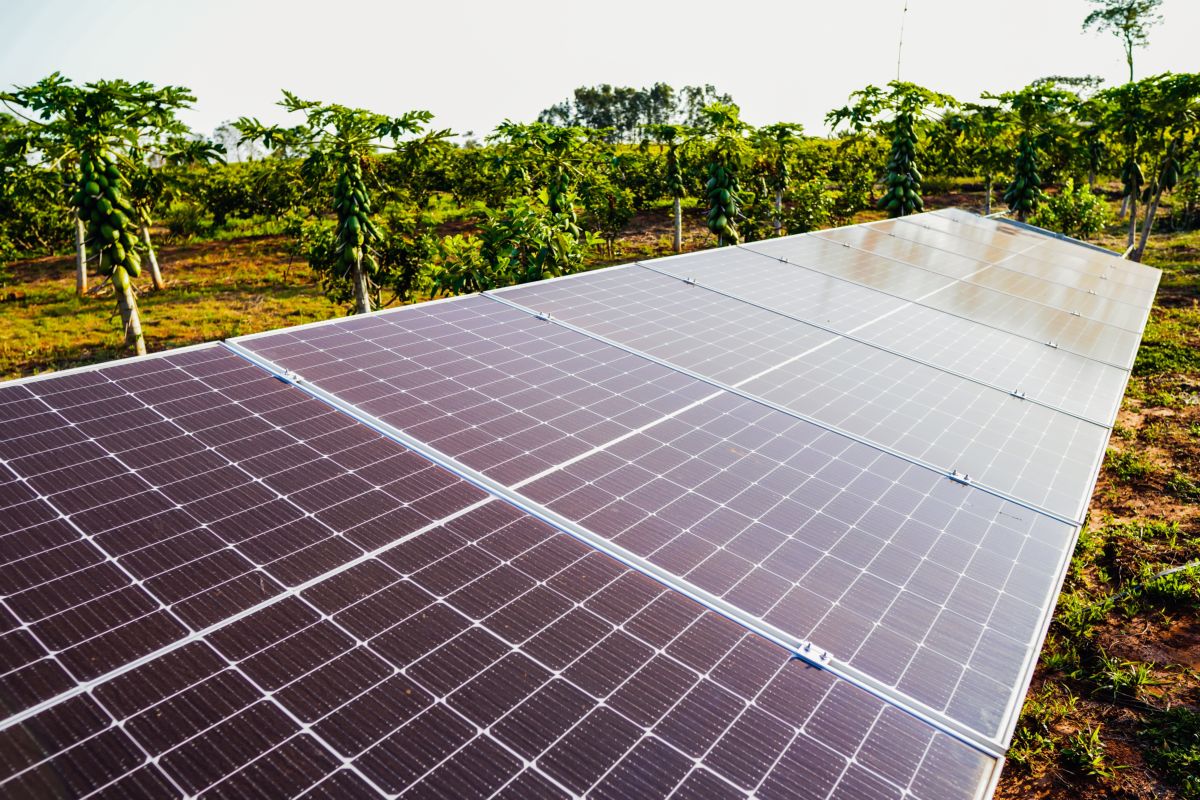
[1031,179,1110,239]
[162,201,211,240]
[784,179,833,234]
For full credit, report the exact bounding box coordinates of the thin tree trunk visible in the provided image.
[75,214,87,297]
[1126,193,1138,252]
[773,191,783,236]
[116,280,146,356]
[1088,169,1096,189]
[1119,193,1130,219]
[1133,186,1164,263]
[672,197,682,253]
[984,178,992,216]
[352,253,371,314]
[141,224,165,291]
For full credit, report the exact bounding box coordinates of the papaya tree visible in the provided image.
[827,81,957,218]
[643,123,694,252]
[986,81,1079,222]
[2,74,197,354]
[1099,74,1200,259]
[751,123,806,235]
[698,103,750,245]
[127,137,224,290]
[236,92,437,314]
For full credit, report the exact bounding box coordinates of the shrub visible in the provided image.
[1031,179,1110,239]
[784,179,834,234]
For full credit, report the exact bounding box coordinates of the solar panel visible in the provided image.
[495,265,1109,521]
[0,353,998,800]
[743,234,1145,369]
[642,249,1131,426]
[234,293,1078,745]
[1,209,1160,799]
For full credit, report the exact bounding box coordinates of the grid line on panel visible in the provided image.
[225,338,1008,758]
[736,238,1134,371]
[485,291,1081,530]
[632,261,1112,429]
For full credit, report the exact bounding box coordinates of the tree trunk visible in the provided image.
[1126,193,1138,252]
[1133,186,1164,263]
[75,214,88,297]
[352,253,371,314]
[1119,193,1130,219]
[984,177,992,216]
[773,191,783,236]
[672,197,682,253]
[141,224,166,291]
[116,279,146,356]
[1088,169,1096,189]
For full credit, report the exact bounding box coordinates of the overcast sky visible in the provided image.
[2,0,1197,140]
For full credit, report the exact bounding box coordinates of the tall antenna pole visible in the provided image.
[896,0,909,81]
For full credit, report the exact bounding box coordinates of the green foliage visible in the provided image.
[1031,179,1111,238]
[538,83,733,142]
[1166,471,1200,502]
[1061,724,1121,780]
[1082,0,1164,81]
[1105,447,1156,482]
[1141,707,1200,798]
[1005,133,1045,219]
[783,179,834,233]
[699,103,748,245]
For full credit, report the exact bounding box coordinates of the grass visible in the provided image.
[1,189,1198,799]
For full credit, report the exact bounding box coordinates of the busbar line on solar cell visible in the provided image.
[818,225,1152,334]
[1,502,999,800]
[0,346,495,731]
[641,249,1131,427]
[226,335,1015,758]
[626,261,1110,428]
[739,237,1139,371]
[486,288,1091,528]
[231,299,1080,751]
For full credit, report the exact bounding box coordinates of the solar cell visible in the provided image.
[235,294,1079,744]
[496,265,1109,520]
[0,499,999,800]
[643,250,1131,426]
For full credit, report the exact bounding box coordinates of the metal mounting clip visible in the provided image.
[281,370,303,385]
[535,312,552,322]
[1010,389,1026,400]
[948,469,971,485]
[684,277,697,286]
[1069,310,1081,317]
[795,640,832,665]
[778,257,790,264]
[1046,341,1059,349]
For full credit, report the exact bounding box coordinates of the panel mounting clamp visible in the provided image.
[794,640,832,666]
[1069,310,1081,317]
[1010,389,1026,400]
[1046,341,1060,349]
[535,311,552,322]
[280,370,303,385]
[948,469,971,485]
[683,277,697,286]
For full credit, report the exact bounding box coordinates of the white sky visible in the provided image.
[2,0,1197,140]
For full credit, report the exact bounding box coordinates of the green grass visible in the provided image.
[1142,708,1200,799]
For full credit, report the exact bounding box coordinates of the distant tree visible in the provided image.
[2,74,196,354]
[538,83,733,142]
[933,103,1010,214]
[236,91,439,314]
[1082,0,1164,83]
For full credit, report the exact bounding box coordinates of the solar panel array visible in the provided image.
[0,209,1159,799]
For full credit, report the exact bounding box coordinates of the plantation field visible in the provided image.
[1,199,1198,800]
